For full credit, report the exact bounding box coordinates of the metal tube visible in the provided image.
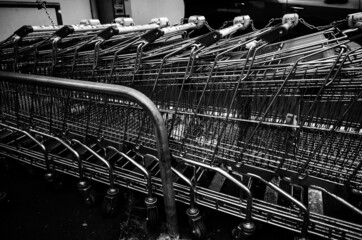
[108,146,153,197]
[172,167,196,210]
[28,129,84,180]
[0,71,178,237]
[145,154,197,210]
[311,185,362,218]
[179,156,253,224]
[0,123,49,171]
[72,139,115,188]
[245,172,309,238]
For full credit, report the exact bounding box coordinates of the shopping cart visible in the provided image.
[1,13,362,240]
[0,17,171,75]
[0,71,180,237]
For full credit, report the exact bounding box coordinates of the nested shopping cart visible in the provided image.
[1,12,362,240]
[0,16,171,75]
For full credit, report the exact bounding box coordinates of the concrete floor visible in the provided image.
[0,159,314,240]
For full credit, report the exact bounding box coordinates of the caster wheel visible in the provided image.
[52,177,64,190]
[146,206,160,228]
[187,208,206,240]
[102,188,119,217]
[191,219,206,240]
[102,195,119,217]
[294,235,309,240]
[232,222,255,240]
[44,172,56,184]
[0,192,7,203]
[84,191,96,206]
[78,181,95,207]
[44,173,63,190]
[145,197,159,228]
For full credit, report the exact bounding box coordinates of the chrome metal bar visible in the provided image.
[108,146,153,197]
[179,156,253,224]
[0,122,49,170]
[310,185,362,218]
[28,129,83,179]
[72,138,115,188]
[244,172,309,238]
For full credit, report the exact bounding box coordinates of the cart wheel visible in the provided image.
[44,172,63,189]
[84,191,95,206]
[191,219,206,240]
[53,177,64,190]
[293,235,309,240]
[44,172,56,184]
[232,221,255,240]
[145,197,159,228]
[146,206,159,228]
[102,188,119,217]
[77,180,95,206]
[232,226,243,240]
[0,192,7,203]
[187,208,206,240]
